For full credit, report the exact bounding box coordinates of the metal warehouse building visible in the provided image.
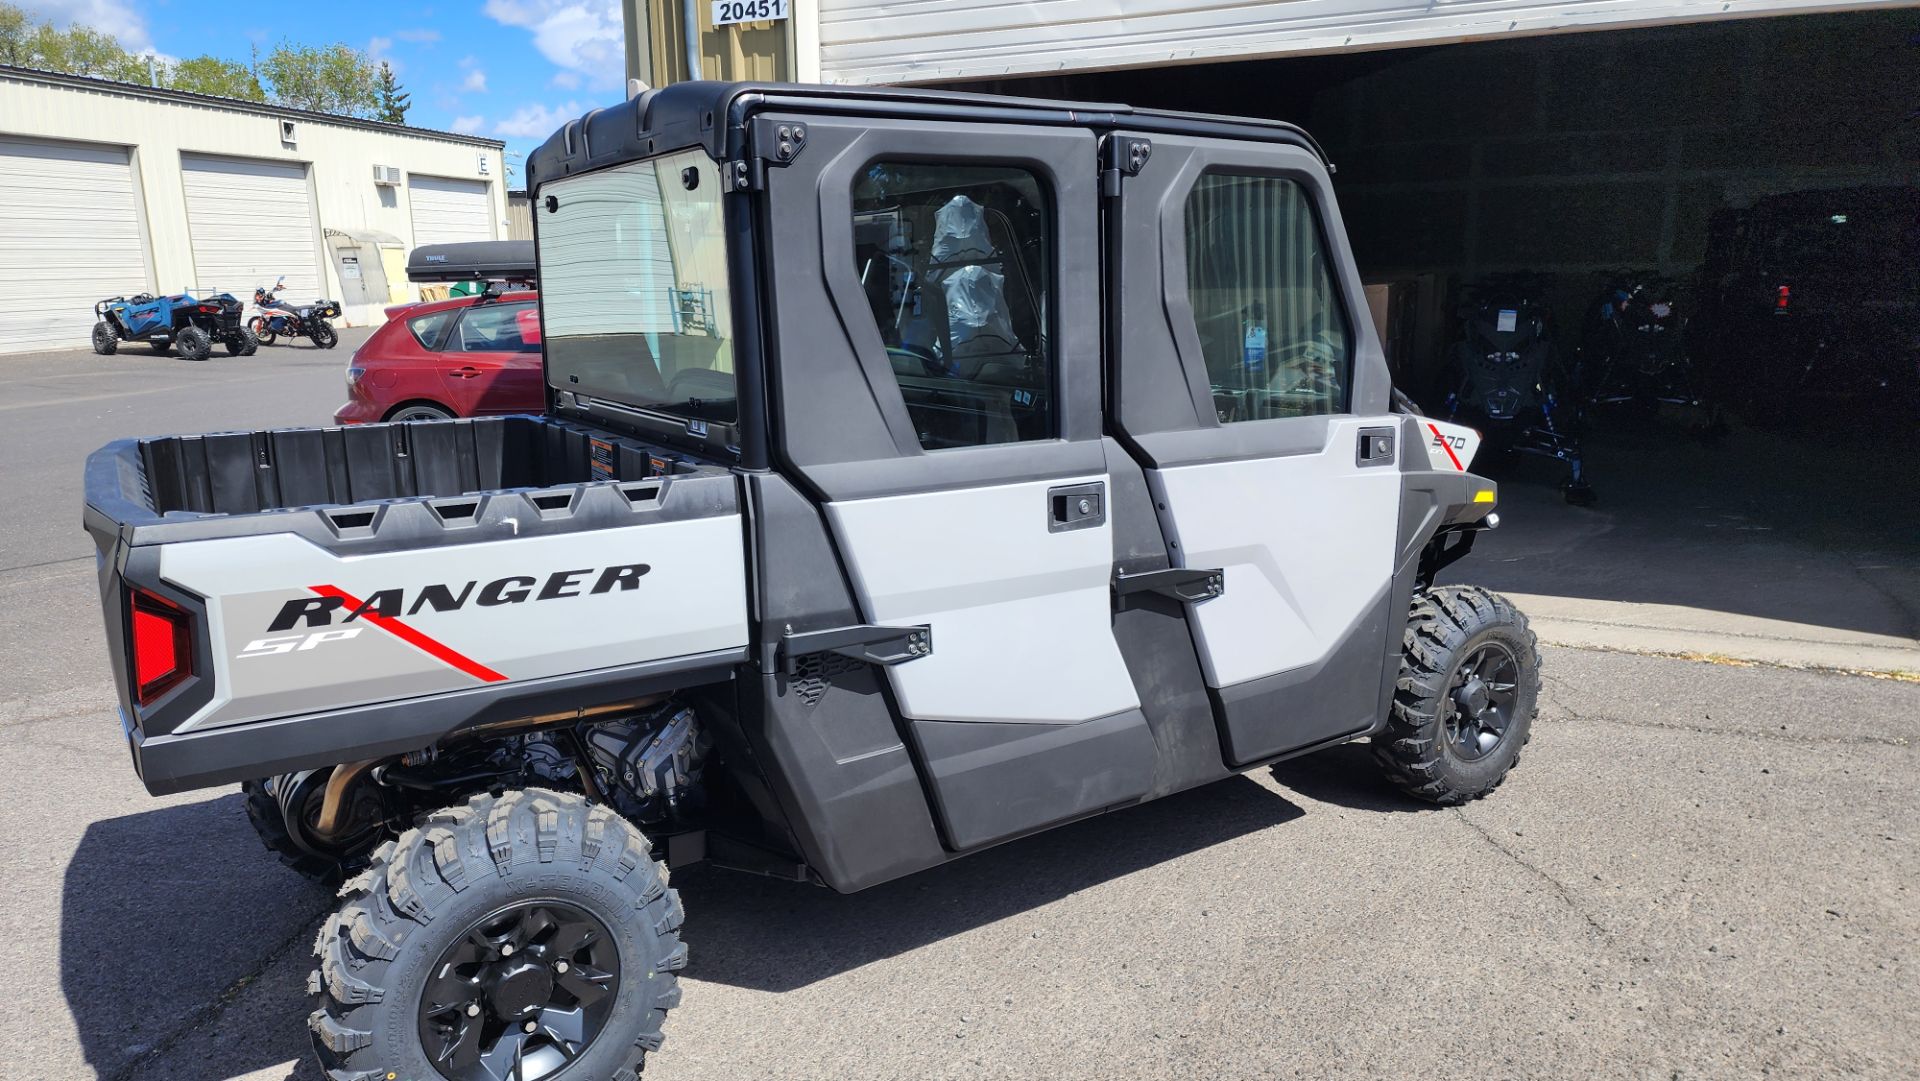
[0,66,508,355]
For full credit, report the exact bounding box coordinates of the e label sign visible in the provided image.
[712,0,787,25]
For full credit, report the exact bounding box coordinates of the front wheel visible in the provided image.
[91,321,118,355]
[309,788,685,1081]
[249,316,277,346]
[1374,586,1541,804]
[174,325,213,362]
[309,320,338,349]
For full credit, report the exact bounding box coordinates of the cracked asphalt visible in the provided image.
[1,344,1915,1080]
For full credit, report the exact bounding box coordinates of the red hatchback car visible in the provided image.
[333,291,546,423]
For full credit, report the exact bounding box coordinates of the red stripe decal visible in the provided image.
[309,585,508,683]
[1426,422,1465,472]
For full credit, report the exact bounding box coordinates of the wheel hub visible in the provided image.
[1444,642,1520,762]
[486,957,555,1020]
[418,900,620,1081]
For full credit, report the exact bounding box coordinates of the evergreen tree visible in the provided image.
[375,61,410,125]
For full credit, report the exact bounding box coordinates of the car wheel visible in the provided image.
[1372,585,1541,805]
[389,402,456,421]
[91,321,118,355]
[249,317,277,346]
[174,325,213,362]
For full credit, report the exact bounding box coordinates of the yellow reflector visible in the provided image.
[1473,490,1496,503]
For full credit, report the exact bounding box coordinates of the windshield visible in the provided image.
[535,148,736,422]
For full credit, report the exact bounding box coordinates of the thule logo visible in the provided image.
[267,564,650,631]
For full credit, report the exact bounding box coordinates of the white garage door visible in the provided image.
[182,155,322,304]
[0,138,147,354]
[409,176,493,246]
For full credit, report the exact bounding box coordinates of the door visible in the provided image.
[181,155,322,301]
[761,114,1155,850]
[1109,132,1402,765]
[438,300,546,414]
[0,138,146,354]
[409,175,493,246]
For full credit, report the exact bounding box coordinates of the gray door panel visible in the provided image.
[1109,131,1403,764]
[762,114,1156,850]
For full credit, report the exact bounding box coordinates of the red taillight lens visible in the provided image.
[130,588,192,705]
[1776,285,1791,311]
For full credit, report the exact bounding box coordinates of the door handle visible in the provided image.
[1357,426,1395,467]
[452,366,481,378]
[1048,481,1106,532]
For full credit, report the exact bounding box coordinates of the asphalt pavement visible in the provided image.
[0,344,1913,1081]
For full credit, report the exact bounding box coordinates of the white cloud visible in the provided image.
[367,36,401,74]
[450,115,487,134]
[493,101,581,140]
[550,71,581,91]
[459,56,488,92]
[483,0,624,92]
[13,0,154,52]
[393,28,442,44]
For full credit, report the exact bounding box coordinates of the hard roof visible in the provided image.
[0,64,506,148]
[526,80,1326,190]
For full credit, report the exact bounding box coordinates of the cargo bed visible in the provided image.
[84,415,750,795]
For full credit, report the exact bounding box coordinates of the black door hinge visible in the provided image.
[727,118,811,192]
[1113,566,1223,606]
[768,622,932,675]
[1100,136,1152,197]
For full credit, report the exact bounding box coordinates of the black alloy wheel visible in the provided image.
[310,320,339,349]
[91,321,118,355]
[418,901,621,1081]
[1441,641,1520,762]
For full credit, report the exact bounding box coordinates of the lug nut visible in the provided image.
[501,943,515,956]
[466,1003,481,1017]
[525,1020,538,1033]
[555,960,570,973]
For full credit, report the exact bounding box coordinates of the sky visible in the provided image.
[13,0,629,183]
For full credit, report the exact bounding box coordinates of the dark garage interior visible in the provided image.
[965,9,1920,663]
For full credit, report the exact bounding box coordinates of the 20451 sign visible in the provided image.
[712,0,787,25]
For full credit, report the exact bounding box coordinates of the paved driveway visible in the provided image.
[0,348,1912,1081]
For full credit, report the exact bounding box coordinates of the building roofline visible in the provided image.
[0,64,506,148]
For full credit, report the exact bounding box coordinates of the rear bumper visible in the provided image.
[332,399,382,425]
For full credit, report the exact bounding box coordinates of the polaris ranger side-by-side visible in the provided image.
[83,83,1534,1081]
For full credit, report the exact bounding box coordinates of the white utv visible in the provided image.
[82,82,1535,1081]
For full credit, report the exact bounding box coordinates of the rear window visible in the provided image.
[534,148,736,422]
[407,309,457,350]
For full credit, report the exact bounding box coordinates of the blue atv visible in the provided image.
[92,292,258,361]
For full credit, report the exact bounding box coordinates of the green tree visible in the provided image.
[258,41,380,117]
[0,3,30,66]
[167,55,265,100]
[374,60,410,125]
[25,20,145,81]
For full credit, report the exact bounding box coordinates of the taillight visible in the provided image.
[1776,285,1791,311]
[129,588,192,705]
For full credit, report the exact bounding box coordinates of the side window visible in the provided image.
[1183,173,1352,422]
[452,302,540,353]
[407,309,457,350]
[851,162,1053,450]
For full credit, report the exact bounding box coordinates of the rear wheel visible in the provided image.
[309,788,684,1081]
[225,327,259,356]
[389,402,457,422]
[91,321,118,355]
[1374,585,1541,804]
[174,325,213,361]
[310,320,338,349]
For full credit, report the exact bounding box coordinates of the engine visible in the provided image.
[580,705,711,826]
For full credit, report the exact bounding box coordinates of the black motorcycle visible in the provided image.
[1579,275,1704,414]
[1442,276,1594,505]
[249,278,342,349]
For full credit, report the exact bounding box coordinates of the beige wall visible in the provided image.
[0,72,507,327]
